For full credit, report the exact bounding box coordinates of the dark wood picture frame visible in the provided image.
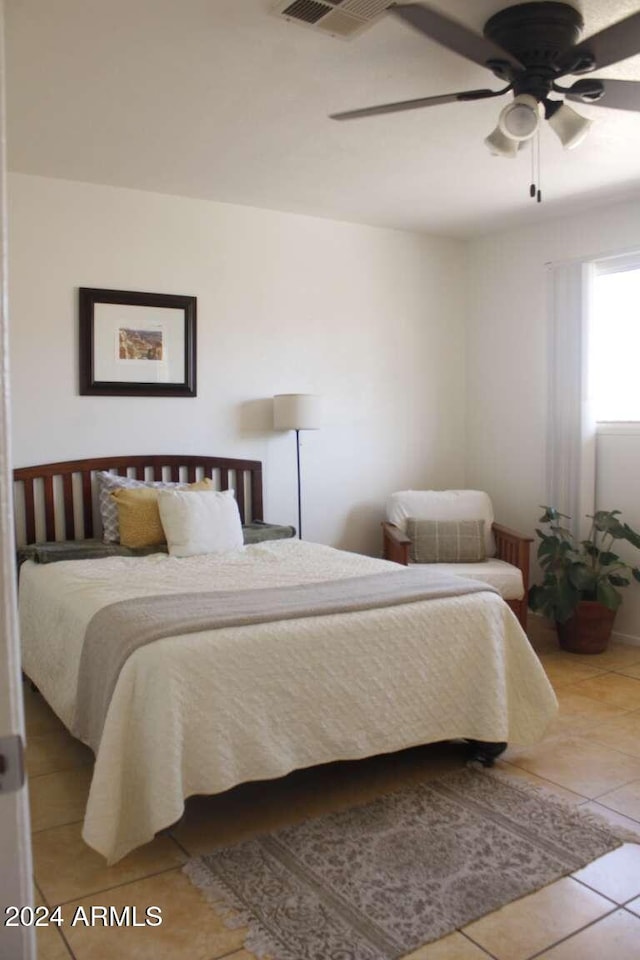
[79,287,197,397]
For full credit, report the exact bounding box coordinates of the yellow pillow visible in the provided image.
[111,478,214,548]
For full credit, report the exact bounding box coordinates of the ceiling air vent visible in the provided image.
[272,0,391,39]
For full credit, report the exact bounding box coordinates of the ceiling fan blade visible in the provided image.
[390,2,522,71]
[566,78,640,113]
[557,10,640,75]
[330,87,509,121]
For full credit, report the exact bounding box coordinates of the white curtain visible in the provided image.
[546,259,597,540]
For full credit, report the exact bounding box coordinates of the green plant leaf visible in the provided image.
[632,567,640,583]
[557,528,575,541]
[538,506,572,524]
[609,574,631,587]
[554,580,580,622]
[537,535,561,557]
[537,539,574,569]
[528,577,579,620]
[621,523,640,550]
[591,510,621,525]
[596,579,623,611]
[592,514,640,550]
[598,551,620,567]
[568,564,596,592]
[527,584,545,612]
[581,540,599,557]
[610,521,628,541]
[528,584,560,619]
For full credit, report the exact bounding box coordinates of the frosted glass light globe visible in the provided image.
[498,94,540,141]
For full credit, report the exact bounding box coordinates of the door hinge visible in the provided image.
[0,734,25,794]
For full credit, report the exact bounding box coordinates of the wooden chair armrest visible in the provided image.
[492,522,532,589]
[492,522,533,545]
[382,521,410,566]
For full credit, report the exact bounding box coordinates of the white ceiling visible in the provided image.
[6,0,640,238]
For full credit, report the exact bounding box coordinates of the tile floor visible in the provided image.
[25,617,640,960]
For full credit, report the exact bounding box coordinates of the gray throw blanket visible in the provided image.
[73,567,497,750]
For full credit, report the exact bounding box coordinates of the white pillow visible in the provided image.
[385,489,496,557]
[157,489,244,557]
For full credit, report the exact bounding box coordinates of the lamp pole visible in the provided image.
[295,428,302,539]
[272,394,321,541]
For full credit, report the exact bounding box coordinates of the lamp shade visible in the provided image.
[547,103,592,149]
[273,394,322,431]
[484,126,519,158]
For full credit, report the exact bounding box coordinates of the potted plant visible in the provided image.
[528,506,640,654]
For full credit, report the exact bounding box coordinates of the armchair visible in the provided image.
[382,490,532,630]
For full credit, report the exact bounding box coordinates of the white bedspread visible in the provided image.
[19,540,558,863]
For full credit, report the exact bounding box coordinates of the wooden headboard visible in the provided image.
[13,455,263,546]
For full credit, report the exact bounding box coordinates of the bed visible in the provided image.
[15,454,558,864]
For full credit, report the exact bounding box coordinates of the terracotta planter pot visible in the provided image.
[556,601,616,655]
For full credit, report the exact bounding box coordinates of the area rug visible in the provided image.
[184,768,625,960]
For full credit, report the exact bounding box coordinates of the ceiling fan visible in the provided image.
[330,2,640,159]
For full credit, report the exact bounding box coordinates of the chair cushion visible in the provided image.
[407,519,486,563]
[423,559,524,600]
[386,490,495,556]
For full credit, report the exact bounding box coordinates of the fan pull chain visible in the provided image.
[537,130,542,203]
[529,137,536,198]
[528,133,543,203]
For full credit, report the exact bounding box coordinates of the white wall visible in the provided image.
[8,173,467,555]
[466,197,640,641]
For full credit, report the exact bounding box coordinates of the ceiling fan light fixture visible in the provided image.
[484,126,519,158]
[498,93,541,141]
[547,102,593,149]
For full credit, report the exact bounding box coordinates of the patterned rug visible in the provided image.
[184,768,625,960]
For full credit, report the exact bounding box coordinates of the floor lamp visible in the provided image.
[273,394,321,539]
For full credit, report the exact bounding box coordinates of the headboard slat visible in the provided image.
[235,471,245,520]
[252,464,264,523]
[62,474,75,539]
[43,476,55,541]
[24,478,36,544]
[13,455,264,546]
[81,471,93,538]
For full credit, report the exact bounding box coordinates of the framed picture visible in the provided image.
[79,288,197,397]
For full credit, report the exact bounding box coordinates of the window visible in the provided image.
[591,257,640,422]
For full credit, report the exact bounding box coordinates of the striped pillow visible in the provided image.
[407,518,486,563]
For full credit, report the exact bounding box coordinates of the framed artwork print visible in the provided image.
[79,287,197,397]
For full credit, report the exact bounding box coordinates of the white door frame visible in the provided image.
[0,1,36,955]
